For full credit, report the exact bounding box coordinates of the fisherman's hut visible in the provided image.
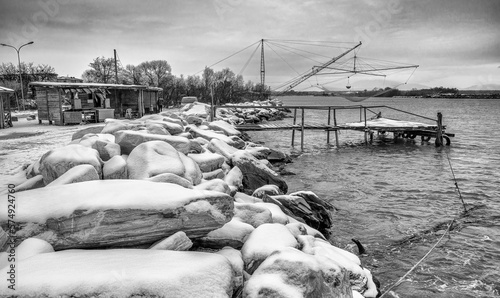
[29,82,162,125]
[0,86,14,129]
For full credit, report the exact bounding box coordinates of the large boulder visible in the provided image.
[38,144,103,185]
[0,180,233,250]
[71,125,105,140]
[0,249,235,297]
[188,125,245,149]
[127,141,202,186]
[208,120,241,136]
[46,164,100,187]
[149,231,193,251]
[103,155,128,180]
[231,150,288,194]
[241,223,298,273]
[207,139,239,163]
[243,247,352,298]
[114,130,191,154]
[233,202,273,228]
[188,151,225,173]
[145,119,184,135]
[78,133,120,161]
[196,217,254,249]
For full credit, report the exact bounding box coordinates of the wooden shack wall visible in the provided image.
[35,87,63,125]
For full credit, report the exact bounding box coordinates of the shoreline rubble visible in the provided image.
[0,100,379,297]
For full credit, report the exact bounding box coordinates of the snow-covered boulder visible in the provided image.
[202,168,225,181]
[78,133,120,161]
[245,143,272,160]
[0,249,235,297]
[187,125,245,149]
[188,151,225,172]
[241,223,298,273]
[233,202,273,228]
[224,166,243,192]
[15,175,45,191]
[216,247,244,291]
[103,155,128,179]
[207,138,239,162]
[208,120,241,136]
[231,150,288,194]
[145,119,184,135]
[46,164,100,187]
[39,144,103,185]
[149,231,193,251]
[194,179,231,195]
[146,173,193,188]
[243,247,352,298]
[252,184,282,198]
[254,202,289,225]
[114,130,191,154]
[197,217,254,249]
[0,180,233,250]
[71,124,104,140]
[127,141,202,186]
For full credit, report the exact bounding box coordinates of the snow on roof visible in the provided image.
[0,180,230,223]
[0,86,14,93]
[29,81,162,91]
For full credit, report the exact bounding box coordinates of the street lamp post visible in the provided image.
[0,41,34,111]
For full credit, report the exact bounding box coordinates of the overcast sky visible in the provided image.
[0,0,499,90]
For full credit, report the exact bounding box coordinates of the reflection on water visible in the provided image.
[248,96,500,297]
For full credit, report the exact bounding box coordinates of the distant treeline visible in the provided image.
[279,87,500,99]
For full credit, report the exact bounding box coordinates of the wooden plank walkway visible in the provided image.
[236,122,338,131]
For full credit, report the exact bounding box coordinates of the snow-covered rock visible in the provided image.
[103,155,128,179]
[202,168,225,180]
[0,249,235,297]
[149,231,193,251]
[194,179,231,195]
[46,164,100,187]
[127,141,202,186]
[224,166,243,191]
[188,151,225,172]
[207,138,238,162]
[241,223,298,273]
[71,125,104,140]
[145,119,184,135]
[114,130,191,154]
[252,184,282,198]
[39,144,103,185]
[188,125,245,149]
[0,180,233,250]
[243,247,352,298]
[233,202,273,228]
[245,143,272,160]
[78,133,120,161]
[197,217,254,249]
[208,120,241,136]
[231,150,288,194]
[15,174,45,191]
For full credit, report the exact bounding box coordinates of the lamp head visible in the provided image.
[27,41,34,45]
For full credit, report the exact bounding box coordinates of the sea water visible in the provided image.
[246,96,500,298]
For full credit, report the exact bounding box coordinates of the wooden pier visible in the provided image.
[216,105,455,151]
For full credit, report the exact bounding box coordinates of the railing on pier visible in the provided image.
[213,105,452,150]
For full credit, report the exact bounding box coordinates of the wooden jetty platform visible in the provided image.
[216,105,455,151]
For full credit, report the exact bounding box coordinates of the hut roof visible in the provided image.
[29,82,162,92]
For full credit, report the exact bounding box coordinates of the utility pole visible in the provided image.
[260,39,265,97]
[114,49,119,84]
[1,41,34,110]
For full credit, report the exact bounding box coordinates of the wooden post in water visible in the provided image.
[301,108,305,151]
[327,107,331,145]
[364,107,368,145]
[291,108,297,146]
[334,108,339,147]
[436,112,443,147]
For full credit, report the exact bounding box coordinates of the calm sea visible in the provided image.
[246,96,500,298]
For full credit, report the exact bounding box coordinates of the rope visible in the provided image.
[444,150,468,213]
[379,219,455,297]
